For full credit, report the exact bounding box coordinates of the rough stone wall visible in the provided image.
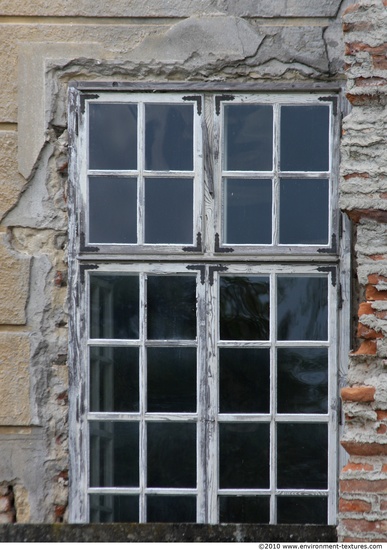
[339,0,387,542]
[0,0,351,525]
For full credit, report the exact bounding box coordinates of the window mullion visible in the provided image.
[273,103,280,247]
[138,101,145,245]
[139,272,146,522]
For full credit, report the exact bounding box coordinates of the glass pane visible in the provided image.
[277,496,327,524]
[89,103,137,170]
[277,348,328,414]
[277,423,328,489]
[147,496,196,523]
[90,347,139,412]
[220,276,270,341]
[279,179,329,244]
[277,276,328,341]
[145,178,193,244]
[224,104,273,171]
[90,494,139,523]
[280,105,329,172]
[219,348,270,413]
[219,423,270,488]
[219,496,270,523]
[147,422,196,488]
[89,177,137,244]
[224,178,272,244]
[90,421,139,487]
[147,347,196,412]
[147,276,196,340]
[90,275,139,340]
[145,104,193,171]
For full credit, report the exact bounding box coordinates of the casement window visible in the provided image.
[68,85,345,525]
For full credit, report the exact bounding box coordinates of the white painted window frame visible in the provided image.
[68,84,348,525]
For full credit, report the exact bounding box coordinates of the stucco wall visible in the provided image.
[0,0,351,526]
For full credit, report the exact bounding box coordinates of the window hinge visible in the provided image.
[318,95,338,116]
[209,265,228,286]
[80,93,99,114]
[79,264,99,285]
[317,265,337,287]
[215,94,235,116]
[215,233,234,253]
[317,233,337,254]
[80,232,100,253]
[182,95,202,116]
[186,264,205,285]
[183,232,202,253]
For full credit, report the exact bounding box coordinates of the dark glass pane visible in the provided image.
[277,348,328,414]
[219,348,270,413]
[90,275,139,340]
[90,421,139,487]
[279,179,329,244]
[147,496,196,523]
[220,276,270,341]
[224,179,272,244]
[145,104,193,170]
[148,347,196,412]
[224,104,273,171]
[147,276,196,340]
[145,178,193,244]
[90,494,139,523]
[219,423,270,488]
[90,347,139,412]
[280,105,329,172]
[277,496,327,524]
[219,496,270,523]
[89,103,137,170]
[147,423,196,488]
[89,176,137,244]
[277,423,328,489]
[277,276,328,341]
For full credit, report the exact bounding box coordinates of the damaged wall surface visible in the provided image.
[1,0,380,538]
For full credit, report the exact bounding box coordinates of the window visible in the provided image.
[68,86,343,525]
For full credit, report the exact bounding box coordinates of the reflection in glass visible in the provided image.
[147,347,196,412]
[90,494,139,523]
[145,104,193,171]
[147,496,196,523]
[277,423,328,489]
[147,423,196,488]
[219,496,270,523]
[279,179,329,244]
[224,104,273,171]
[277,348,328,414]
[224,179,272,244]
[147,276,196,340]
[277,276,328,341]
[90,275,139,340]
[220,276,270,340]
[145,178,193,244]
[219,423,270,488]
[219,348,270,413]
[90,347,139,412]
[89,177,137,244]
[277,496,327,524]
[90,421,139,487]
[280,105,329,172]
[89,103,137,170]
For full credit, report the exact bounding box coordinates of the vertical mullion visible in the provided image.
[139,272,146,522]
[138,101,145,245]
[272,104,280,247]
[197,269,207,522]
[270,271,277,524]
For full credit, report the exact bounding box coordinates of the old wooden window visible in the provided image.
[68,87,345,525]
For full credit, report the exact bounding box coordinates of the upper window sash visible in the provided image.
[72,90,339,257]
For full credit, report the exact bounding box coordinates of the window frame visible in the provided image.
[68,82,349,525]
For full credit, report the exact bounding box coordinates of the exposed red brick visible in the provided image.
[377,411,387,421]
[346,94,383,106]
[378,425,387,435]
[376,310,387,320]
[342,462,374,473]
[380,499,387,511]
[341,519,387,534]
[341,441,387,457]
[344,208,387,224]
[368,274,387,285]
[343,21,373,33]
[382,464,387,473]
[346,42,387,56]
[358,302,375,316]
[366,284,387,301]
[344,172,370,180]
[370,255,387,261]
[341,479,387,494]
[357,322,383,339]
[339,498,372,513]
[351,340,377,356]
[355,77,387,88]
[341,386,375,402]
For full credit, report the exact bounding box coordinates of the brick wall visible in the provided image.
[339,0,387,542]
